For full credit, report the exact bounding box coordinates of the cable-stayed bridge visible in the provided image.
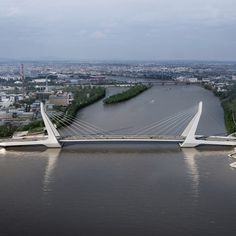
[0,102,236,149]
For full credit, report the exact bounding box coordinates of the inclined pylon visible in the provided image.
[40,102,61,148]
[180,101,203,148]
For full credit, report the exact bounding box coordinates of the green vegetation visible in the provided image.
[203,83,236,134]
[220,84,236,134]
[0,117,44,139]
[17,86,106,131]
[17,120,45,133]
[0,126,17,138]
[203,83,228,100]
[222,99,236,133]
[65,86,105,117]
[0,86,106,138]
[55,86,106,127]
[103,84,149,104]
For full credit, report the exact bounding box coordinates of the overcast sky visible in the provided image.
[0,0,236,61]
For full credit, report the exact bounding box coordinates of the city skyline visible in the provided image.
[1,0,236,61]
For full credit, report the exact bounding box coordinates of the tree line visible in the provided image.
[103,84,149,104]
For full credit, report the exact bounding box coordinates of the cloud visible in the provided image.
[90,31,107,39]
[0,0,236,60]
[5,7,22,17]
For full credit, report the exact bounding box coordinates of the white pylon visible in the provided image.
[180,101,203,148]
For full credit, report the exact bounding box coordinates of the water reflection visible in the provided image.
[42,149,61,194]
[182,148,200,198]
[228,151,236,169]
[0,144,233,207]
[182,148,232,199]
[0,147,7,155]
[0,147,61,198]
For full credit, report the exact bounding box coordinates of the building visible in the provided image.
[49,92,74,106]
[188,78,198,83]
[36,91,53,100]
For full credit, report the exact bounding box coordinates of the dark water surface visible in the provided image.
[1,85,236,236]
[73,85,226,136]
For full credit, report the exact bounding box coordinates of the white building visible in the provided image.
[188,78,198,83]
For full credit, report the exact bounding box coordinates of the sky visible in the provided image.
[0,0,236,61]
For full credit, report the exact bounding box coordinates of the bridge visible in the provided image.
[0,101,236,149]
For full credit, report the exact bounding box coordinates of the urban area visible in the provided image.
[1,61,236,137]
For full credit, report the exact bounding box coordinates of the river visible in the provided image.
[0,85,236,236]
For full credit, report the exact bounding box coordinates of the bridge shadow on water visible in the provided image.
[61,142,183,154]
[61,142,234,155]
[3,145,48,152]
[1,142,233,155]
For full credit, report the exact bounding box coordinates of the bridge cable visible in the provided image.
[73,117,111,135]
[49,112,106,136]
[48,113,94,138]
[150,113,193,135]
[49,113,91,138]
[132,106,196,135]
[158,113,194,135]
[48,112,101,138]
[133,106,196,135]
[48,111,109,135]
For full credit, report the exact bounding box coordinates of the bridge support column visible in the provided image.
[180,101,202,148]
[40,102,61,148]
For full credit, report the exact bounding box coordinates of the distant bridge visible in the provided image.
[100,81,200,87]
[0,101,236,149]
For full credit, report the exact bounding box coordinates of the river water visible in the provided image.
[1,85,236,236]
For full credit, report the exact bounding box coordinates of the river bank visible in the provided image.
[68,85,225,137]
[0,86,106,138]
[103,84,149,104]
[54,86,106,128]
[221,100,236,133]
[203,83,236,134]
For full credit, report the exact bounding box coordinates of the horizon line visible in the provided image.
[1,58,236,64]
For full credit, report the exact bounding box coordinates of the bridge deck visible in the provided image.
[60,135,184,142]
[1,135,236,148]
